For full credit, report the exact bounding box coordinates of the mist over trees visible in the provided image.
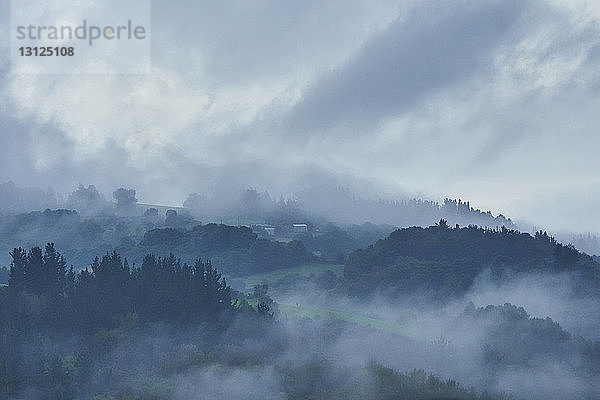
[1,181,600,399]
[66,184,110,216]
[344,220,598,300]
[2,232,600,399]
[0,182,140,218]
[0,181,57,215]
[569,232,600,256]
[0,181,518,274]
[0,210,315,277]
[123,223,313,276]
[0,209,143,268]
[3,0,600,397]
[1,244,236,398]
[184,186,513,230]
[113,188,138,215]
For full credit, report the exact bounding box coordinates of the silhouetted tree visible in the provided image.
[8,247,27,295]
[112,188,137,213]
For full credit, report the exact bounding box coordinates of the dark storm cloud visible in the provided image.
[282,1,526,135]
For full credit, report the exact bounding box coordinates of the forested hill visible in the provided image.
[117,223,313,276]
[0,209,313,276]
[185,186,514,230]
[344,220,600,298]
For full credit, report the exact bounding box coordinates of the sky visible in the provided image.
[1,0,600,232]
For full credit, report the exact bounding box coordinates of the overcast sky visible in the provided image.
[1,0,600,232]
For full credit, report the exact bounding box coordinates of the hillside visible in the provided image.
[344,220,600,299]
[116,223,313,276]
[0,209,314,276]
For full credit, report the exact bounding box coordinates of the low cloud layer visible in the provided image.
[268,266,600,399]
[1,0,600,231]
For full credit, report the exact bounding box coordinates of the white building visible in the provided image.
[293,223,308,233]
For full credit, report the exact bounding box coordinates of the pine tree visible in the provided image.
[25,247,44,295]
[42,243,66,298]
[8,247,27,294]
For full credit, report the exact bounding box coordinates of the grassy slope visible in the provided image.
[242,262,416,340]
[276,303,416,339]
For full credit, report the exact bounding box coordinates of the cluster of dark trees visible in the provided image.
[120,223,313,276]
[0,244,240,398]
[0,243,511,400]
[0,208,313,276]
[5,244,234,333]
[344,220,600,299]
[0,209,148,267]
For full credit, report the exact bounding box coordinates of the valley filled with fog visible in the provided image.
[2,0,600,398]
[0,182,599,399]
